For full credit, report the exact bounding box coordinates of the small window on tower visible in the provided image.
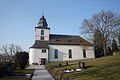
[41,30,44,35]
[41,36,44,40]
[42,49,46,53]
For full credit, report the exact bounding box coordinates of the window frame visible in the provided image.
[68,49,72,58]
[83,49,86,58]
[42,49,46,53]
[54,49,58,59]
[40,36,44,40]
[41,30,44,35]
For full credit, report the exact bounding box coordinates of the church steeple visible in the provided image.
[37,15,48,28]
[35,15,50,41]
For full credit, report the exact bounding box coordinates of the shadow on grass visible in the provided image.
[85,66,95,69]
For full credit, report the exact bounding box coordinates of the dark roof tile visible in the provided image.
[49,34,93,46]
[30,41,49,48]
[30,34,93,48]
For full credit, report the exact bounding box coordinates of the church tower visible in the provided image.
[29,15,50,65]
[35,15,50,41]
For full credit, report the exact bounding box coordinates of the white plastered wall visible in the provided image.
[48,45,95,62]
[35,28,50,41]
[29,48,48,65]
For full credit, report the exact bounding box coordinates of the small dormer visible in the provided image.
[35,15,50,41]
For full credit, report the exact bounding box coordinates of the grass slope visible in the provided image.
[46,54,120,80]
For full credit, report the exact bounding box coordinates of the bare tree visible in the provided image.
[80,10,120,56]
[0,44,11,60]
[0,44,23,61]
[9,44,22,55]
[118,30,120,47]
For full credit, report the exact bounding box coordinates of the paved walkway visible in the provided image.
[27,65,54,80]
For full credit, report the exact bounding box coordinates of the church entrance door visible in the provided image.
[41,58,46,65]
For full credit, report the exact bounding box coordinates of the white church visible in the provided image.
[29,15,95,65]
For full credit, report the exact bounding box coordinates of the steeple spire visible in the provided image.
[37,15,48,28]
[42,12,44,17]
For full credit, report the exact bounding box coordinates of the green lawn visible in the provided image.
[46,54,120,80]
[46,58,94,67]
[14,69,34,74]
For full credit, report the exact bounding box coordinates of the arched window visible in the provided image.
[41,30,44,35]
[83,49,86,58]
[54,49,58,58]
[68,49,72,58]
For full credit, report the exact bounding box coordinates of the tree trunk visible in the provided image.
[103,43,107,56]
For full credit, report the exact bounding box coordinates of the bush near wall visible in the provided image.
[15,52,29,70]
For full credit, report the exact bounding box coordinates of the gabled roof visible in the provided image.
[30,34,93,49]
[30,41,49,48]
[49,34,93,46]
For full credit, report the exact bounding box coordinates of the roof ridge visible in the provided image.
[50,34,80,37]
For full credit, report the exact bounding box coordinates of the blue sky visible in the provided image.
[0,0,120,51]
